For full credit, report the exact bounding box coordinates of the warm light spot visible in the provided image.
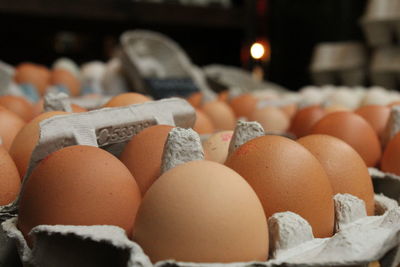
[250,43,265,60]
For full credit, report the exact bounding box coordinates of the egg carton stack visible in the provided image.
[0,96,399,266]
[309,42,367,87]
[361,0,400,89]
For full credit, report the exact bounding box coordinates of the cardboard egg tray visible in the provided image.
[0,99,400,266]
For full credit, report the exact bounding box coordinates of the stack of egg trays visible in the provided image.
[361,0,400,89]
[0,98,399,266]
[310,42,367,87]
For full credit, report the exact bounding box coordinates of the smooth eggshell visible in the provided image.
[14,63,50,95]
[381,132,400,176]
[0,107,26,151]
[193,109,215,134]
[0,95,34,122]
[0,146,21,205]
[202,101,236,131]
[133,160,268,263]
[249,106,290,133]
[120,125,174,195]
[71,104,87,113]
[9,111,68,178]
[225,135,334,238]
[18,145,141,244]
[186,92,203,108]
[202,131,233,163]
[289,105,326,138]
[355,105,390,139]
[298,135,374,216]
[51,69,81,96]
[103,93,151,108]
[229,94,258,118]
[310,112,382,167]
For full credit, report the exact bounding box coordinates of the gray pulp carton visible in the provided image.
[1,114,400,266]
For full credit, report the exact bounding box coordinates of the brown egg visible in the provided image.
[202,101,236,131]
[71,104,87,113]
[229,94,258,118]
[103,93,151,108]
[298,135,374,216]
[134,160,268,263]
[387,101,400,108]
[324,104,351,114]
[218,91,229,102]
[381,132,400,175]
[311,112,381,167]
[18,145,141,244]
[51,69,80,96]
[186,92,203,108]
[202,131,233,163]
[0,146,21,205]
[120,125,174,195]
[0,95,34,122]
[32,98,44,118]
[289,105,327,138]
[9,111,68,178]
[355,105,390,139]
[225,135,334,238]
[14,63,50,95]
[0,107,26,151]
[280,103,297,119]
[249,106,290,133]
[193,109,215,134]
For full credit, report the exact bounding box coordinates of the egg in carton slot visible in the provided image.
[0,99,400,267]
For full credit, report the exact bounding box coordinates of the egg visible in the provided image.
[310,112,382,167]
[51,69,81,96]
[289,105,326,138]
[381,132,400,175]
[225,135,334,238]
[280,103,297,119]
[202,131,233,163]
[324,104,351,114]
[355,105,390,139]
[9,111,68,178]
[249,106,290,133]
[186,92,203,108]
[71,104,87,113]
[14,63,50,96]
[0,95,34,122]
[120,125,174,195]
[218,90,229,102]
[193,109,215,134]
[103,92,151,108]
[229,94,258,118]
[0,146,21,205]
[133,160,268,263]
[388,101,400,108]
[202,100,236,131]
[298,135,374,215]
[0,107,26,151]
[18,145,141,244]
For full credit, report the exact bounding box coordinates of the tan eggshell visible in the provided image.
[120,125,174,195]
[289,105,327,138]
[218,91,229,102]
[133,160,268,263]
[193,109,215,134]
[18,145,141,244]
[0,95,34,122]
[0,107,26,151]
[298,134,374,216]
[202,101,236,131]
[324,104,351,114]
[280,103,297,119]
[229,94,258,118]
[202,131,233,163]
[9,111,68,178]
[249,106,290,133]
[103,93,151,108]
[51,69,80,96]
[225,135,334,238]
[355,105,390,139]
[14,63,50,95]
[71,104,87,113]
[388,101,400,108]
[186,92,203,108]
[32,98,44,118]
[381,132,400,175]
[310,112,382,167]
[0,146,21,205]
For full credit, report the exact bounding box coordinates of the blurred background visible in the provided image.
[0,0,373,91]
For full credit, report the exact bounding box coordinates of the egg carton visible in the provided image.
[360,0,400,47]
[0,61,15,94]
[370,47,400,90]
[310,42,367,86]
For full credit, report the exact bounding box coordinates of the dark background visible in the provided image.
[0,0,368,91]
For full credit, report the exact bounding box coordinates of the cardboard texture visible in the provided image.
[0,99,400,266]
